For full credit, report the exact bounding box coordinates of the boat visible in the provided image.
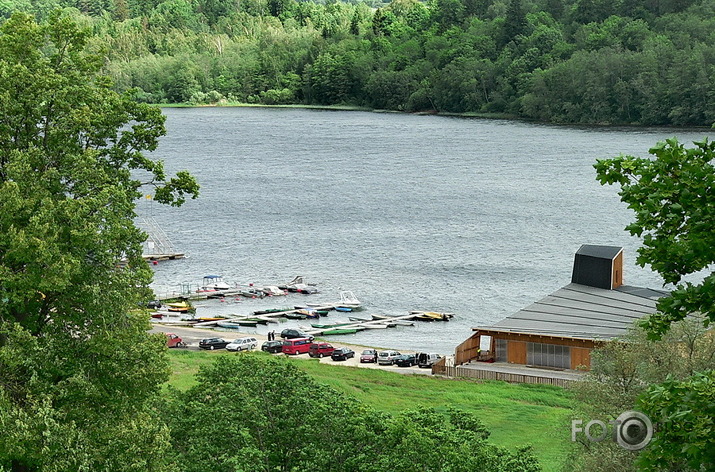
[371,314,391,320]
[337,290,362,310]
[197,275,231,292]
[216,320,255,329]
[322,327,365,335]
[348,316,370,322]
[195,316,229,322]
[391,320,415,326]
[253,307,293,315]
[260,286,287,296]
[411,311,455,321]
[296,309,320,319]
[282,276,319,294]
[167,301,193,313]
[335,306,353,312]
[240,289,265,298]
[284,312,307,320]
[361,324,388,329]
[310,322,353,329]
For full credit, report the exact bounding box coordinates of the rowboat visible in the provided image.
[411,311,455,321]
[311,322,353,329]
[216,320,257,329]
[253,307,293,315]
[335,306,353,312]
[296,309,320,319]
[167,301,192,313]
[348,316,370,322]
[361,324,388,329]
[322,328,365,335]
[284,312,307,320]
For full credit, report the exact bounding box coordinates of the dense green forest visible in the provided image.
[2,0,714,125]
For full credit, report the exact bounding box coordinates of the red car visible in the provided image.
[360,349,378,363]
[166,333,186,348]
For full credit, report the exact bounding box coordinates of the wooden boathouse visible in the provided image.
[448,245,668,373]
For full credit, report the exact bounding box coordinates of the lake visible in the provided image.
[139,107,712,353]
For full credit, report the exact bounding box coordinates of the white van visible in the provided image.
[417,352,441,368]
[226,337,258,352]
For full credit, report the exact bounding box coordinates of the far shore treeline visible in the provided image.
[2,0,714,126]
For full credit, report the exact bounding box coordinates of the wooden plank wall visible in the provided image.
[570,347,591,370]
[441,366,572,388]
[612,251,624,288]
[507,340,527,364]
[454,334,481,366]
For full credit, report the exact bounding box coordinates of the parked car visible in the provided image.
[309,342,335,358]
[377,350,401,365]
[226,337,258,352]
[360,349,378,363]
[282,337,313,355]
[166,333,185,348]
[281,328,314,340]
[417,352,442,368]
[331,347,355,361]
[199,337,229,350]
[394,354,417,367]
[147,300,162,309]
[261,340,284,353]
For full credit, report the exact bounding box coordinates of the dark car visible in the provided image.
[331,347,355,361]
[199,337,229,350]
[261,340,284,353]
[281,329,314,340]
[395,354,417,367]
[360,349,378,363]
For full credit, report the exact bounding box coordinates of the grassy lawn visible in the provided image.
[167,350,575,471]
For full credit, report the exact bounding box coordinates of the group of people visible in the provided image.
[267,330,277,341]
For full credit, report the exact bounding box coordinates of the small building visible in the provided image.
[454,245,668,371]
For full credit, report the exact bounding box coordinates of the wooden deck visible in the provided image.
[433,360,582,388]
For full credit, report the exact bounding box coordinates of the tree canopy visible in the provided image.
[165,354,542,472]
[595,137,715,338]
[0,11,198,471]
[3,0,715,125]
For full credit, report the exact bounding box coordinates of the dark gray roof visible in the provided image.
[476,283,669,341]
[575,244,623,260]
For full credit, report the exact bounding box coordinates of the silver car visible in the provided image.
[377,350,401,365]
[226,337,258,352]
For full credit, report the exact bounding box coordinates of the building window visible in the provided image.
[495,339,507,362]
[527,342,570,369]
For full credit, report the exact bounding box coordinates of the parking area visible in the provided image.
[152,324,435,376]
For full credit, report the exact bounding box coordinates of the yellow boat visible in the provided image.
[167,301,192,313]
[411,311,454,321]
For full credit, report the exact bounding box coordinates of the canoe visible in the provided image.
[311,322,353,329]
[284,313,307,320]
[361,324,388,329]
[411,311,455,321]
[322,328,365,335]
[371,314,391,320]
[216,320,255,329]
[253,307,293,315]
[335,306,353,312]
[348,316,370,322]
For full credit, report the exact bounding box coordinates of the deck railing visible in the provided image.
[437,365,573,388]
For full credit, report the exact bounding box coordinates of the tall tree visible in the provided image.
[595,137,715,338]
[0,12,198,471]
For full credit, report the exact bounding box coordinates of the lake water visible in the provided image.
[139,107,712,353]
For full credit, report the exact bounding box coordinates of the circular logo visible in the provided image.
[615,411,653,451]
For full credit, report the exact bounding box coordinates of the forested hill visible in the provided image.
[2,0,714,125]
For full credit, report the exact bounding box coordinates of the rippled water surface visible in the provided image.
[139,107,711,353]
